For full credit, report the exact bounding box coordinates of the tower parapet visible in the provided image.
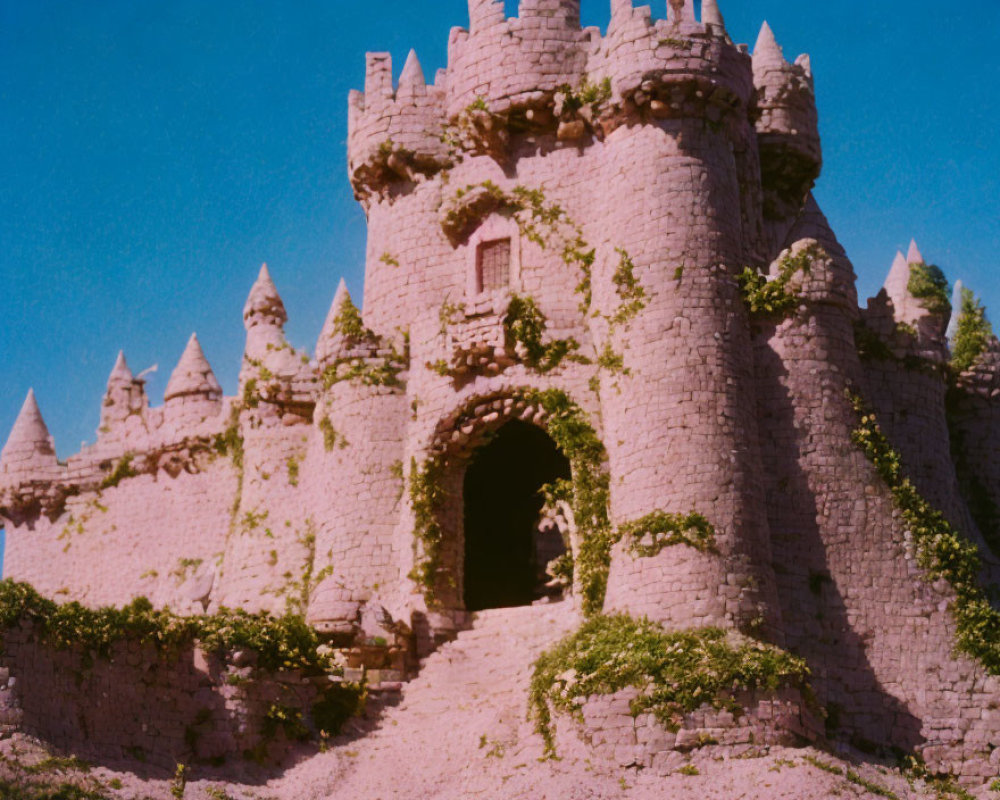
[752,22,821,221]
[347,51,451,204]
[99,352,149,436]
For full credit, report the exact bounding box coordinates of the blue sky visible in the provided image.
[1,0,998,458]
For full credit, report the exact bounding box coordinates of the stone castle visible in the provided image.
[3,0,1000,787]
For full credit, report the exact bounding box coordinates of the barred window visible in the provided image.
[476,238,511,293]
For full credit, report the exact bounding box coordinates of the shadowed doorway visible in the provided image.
[463,419,571,611]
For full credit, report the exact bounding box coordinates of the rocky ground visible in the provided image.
[0,602,990,800]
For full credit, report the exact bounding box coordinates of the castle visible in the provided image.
[3,0,1000,786]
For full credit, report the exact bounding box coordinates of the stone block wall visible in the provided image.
[0,624,340,771]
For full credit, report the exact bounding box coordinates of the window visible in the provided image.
[476,238,511,293]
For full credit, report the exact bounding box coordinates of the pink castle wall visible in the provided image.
[3,0,1000,784]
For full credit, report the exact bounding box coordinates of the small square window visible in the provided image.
[476,238,511,293]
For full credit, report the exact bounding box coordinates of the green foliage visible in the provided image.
[0,579,360,677]
[318,416,347,452]
[406,457,446,603]
[849,392,1000,673]
[620,511,717,558]
[446,183,596,313]
[0,780,112,800]
[677,764,700,776]
[213,423,244,471]
[99,454,137,490]
[262,704,309,742]
[739,245,822,318]
[312,682,368,736]
[332,295,369,341]
[908,262,950,315]
[951,287,994,373]
[504,295,581,373]
[610,248,646,325]
[286,454,301,487]
[596,343,627,376]
[529,614,811,757]
[169,763,186,799]
[853,321,896,362]
[521,389,612,616]
[556,78,612,113]
[379,252,399,267]
[321,350,406,390]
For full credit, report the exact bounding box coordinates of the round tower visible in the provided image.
[591,4,782,637]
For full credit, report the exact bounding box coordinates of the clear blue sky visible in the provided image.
[1,0,998,458]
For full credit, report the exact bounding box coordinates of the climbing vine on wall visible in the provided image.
[503,295,583,373]
[529,614,812,757]
[738,244,823,319]
[407,456,447,603]
[849,390,1000,674]
[621,511,717,558]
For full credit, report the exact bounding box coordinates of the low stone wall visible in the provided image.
[0,622,357,771]
[572,686,822,773]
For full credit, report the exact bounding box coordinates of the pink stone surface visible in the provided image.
[1,0,999,790]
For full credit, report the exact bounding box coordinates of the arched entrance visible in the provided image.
[463,419,571,611]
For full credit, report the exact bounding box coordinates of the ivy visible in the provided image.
[332,295,369,341]
[444,182,596,313]
[321,348,406,390]
[620,511,717,558]
[521,389,612,616]
[406,457,446,603]
[529,614,811,757]
[0,579,361,676]
[849,391,1000,673]
[908,262,950,316]
[738,244,823,318]
[951,287,993,374]
[503,295,582,373]
[318,417,347,452]
[99,454,137,490]
[610,248,646,326]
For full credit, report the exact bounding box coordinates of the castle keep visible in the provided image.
[3,0,1000,785]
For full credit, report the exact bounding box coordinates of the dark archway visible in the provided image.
[463,419,571,611]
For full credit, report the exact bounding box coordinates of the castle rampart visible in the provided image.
[3,0,1000,785]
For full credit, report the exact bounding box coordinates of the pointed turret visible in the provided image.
[701,0,727,36]
[397,50,426,103]
[100,351,149,433]
[0,390,58,482]
[946,280,965,346]
[164,334,222,403]
[317,279,367,366]
[753,21,785,66]
[907,239,925,266]
[243,264,287,331]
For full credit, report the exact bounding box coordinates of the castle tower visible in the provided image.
[594,5,781,637]
[0,390,59,486]
[881,239,950,354]
[752,22,822,252]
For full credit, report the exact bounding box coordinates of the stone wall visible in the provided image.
[0,623,345,771]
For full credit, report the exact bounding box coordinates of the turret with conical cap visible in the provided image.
[165,334,222,404]
[316,279,368,366]
[0,390,59,484]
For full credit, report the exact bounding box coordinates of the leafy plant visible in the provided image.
[908,262,950,315]
[951,287,993,373]
[99,454,137,490]
[530,614,811,757]
[621,511,716,557]
[504,295,581,373]
[850,391,1000,673]
[739,244,823,318]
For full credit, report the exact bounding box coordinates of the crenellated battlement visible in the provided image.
[347,51,452,203]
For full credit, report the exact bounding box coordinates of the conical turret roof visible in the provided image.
[0,389,58,478]
[397,50,426,102]
[164,334,223,402]
[907,239,925,265]
[754,21,786,66]
[701,0,726,34]
[108,351,133,385]
[243,263,287,329]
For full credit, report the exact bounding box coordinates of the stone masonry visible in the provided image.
[3,0,1000,787]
